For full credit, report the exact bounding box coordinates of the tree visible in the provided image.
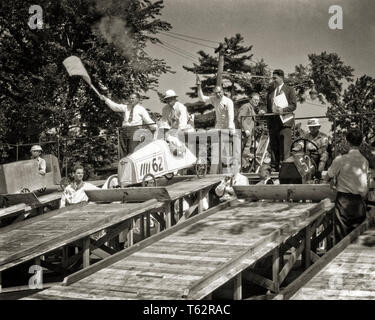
[183,34,271,101]
[182,34,271,128]
[288,52,354,104]
[0,0,171,173]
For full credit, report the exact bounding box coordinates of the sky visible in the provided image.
[143,0,375,133]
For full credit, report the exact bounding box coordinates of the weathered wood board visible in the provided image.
[291,226,375,300]
[0,200,161,273]
[28,199,334,300]
[234,184,336,202]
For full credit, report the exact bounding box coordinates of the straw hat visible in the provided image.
[30,145,43,152]
[164,89,178,100]
[307,118,321,127]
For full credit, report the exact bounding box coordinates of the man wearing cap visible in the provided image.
[30,145,46,175]
[99,92,157,157]
[161,89,193,132]
[303,118,329,174]
[266,69,297,171]
[196,76,235,131]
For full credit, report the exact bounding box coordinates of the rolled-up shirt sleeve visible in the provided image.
[141,108,157,130]
[104,97,127,113]
[197,86,212,104]
[327,156,342,178]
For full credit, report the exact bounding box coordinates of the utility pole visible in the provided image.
[216,43,225,87]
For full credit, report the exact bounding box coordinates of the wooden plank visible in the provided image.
[85,187,171,202]
[243,270,275,291]
[82,237,90,268]
[275,218,373,300]
[272,247,280,293]
[234,184,336,202]
[278,240,305,284]
[233,272,242,300]
[0,200,161,271]
[1,192,41,207]
[62,199,235,286]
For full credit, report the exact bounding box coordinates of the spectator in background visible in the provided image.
[303,118,329,175]
[266,69,297,171]
[60,165,99,208]
[256,165,275,185]
[237,93,263,170]
[196,75,235,131]
[161,89,194,133]
[100,92,157,158]
[30,145,46,175]
[324,128,369,239]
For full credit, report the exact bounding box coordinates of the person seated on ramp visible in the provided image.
[256,165,275,185]
[30,145,46,175]
[158,121,186,158]
[60,165,99,208]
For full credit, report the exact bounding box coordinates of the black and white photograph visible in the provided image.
[1,0,375,308]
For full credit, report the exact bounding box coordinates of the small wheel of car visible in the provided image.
[164,173,174,180]
[195,160,207,178]
[20,188,30,193]
[107,174,120,188]
[142,173,157,187]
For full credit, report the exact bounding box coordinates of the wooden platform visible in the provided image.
[0,180,106,226]
[0,200,162,276]
[27,199,334,300]
[291,225,375,300]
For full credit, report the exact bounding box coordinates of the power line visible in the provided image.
[164,31,220,44]
[158,40,200,60]
[155,43,199,63]
[158,32,217,49]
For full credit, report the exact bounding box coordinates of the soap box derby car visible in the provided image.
[0,154,62,207]
[114,138,207,187]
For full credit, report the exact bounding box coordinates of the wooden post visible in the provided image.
[139,215,145,240]
[179,198,184,220]
[82,237,90,268]
[198,190,203,214]
[165,203,172,228]
[145,214,151,238]
[304,225,311,269]
[233,273,242,300]
[272,247,280,293]
[0,272,2,293]
[127,219,134,247]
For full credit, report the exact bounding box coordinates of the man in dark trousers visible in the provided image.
[266,69,297,171]
[324,128,369,240]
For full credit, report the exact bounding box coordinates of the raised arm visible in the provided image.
[196,75,211,104]
[100,95,128,113]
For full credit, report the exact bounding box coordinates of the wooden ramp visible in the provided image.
[0,200,162,276]
[27,199,334,300]
[291,224,375,300]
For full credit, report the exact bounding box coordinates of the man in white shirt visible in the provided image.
[100,92,157,157]
[196,76,235,130]
[324,128,369,239]
[30,145,46,175]
[161,89,194,133]
[60,165,99,208]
